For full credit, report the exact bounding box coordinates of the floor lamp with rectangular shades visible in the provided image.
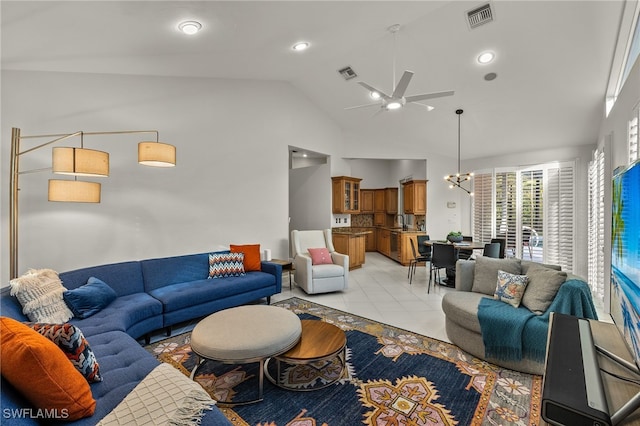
[9,127,176,280]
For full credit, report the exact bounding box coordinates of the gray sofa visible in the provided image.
[441,257,597,375]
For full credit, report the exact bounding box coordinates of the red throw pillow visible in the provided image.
[230,244,261,271]
[308,248,334,265]
[0,317,96,421]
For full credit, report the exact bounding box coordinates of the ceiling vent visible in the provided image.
[466,3,494,29]
[338,66,358,81]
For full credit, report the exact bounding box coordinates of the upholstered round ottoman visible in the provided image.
[190,305,302,405]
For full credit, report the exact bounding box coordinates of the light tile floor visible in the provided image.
[272,252,454,342]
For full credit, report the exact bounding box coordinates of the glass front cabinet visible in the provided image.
[332,176,362,214]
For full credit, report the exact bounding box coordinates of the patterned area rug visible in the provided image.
[146,297,542,425]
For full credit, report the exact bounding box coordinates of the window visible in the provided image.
[472,161,575,272]
[588,148,606,301]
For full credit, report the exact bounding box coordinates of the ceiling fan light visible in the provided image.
[386,101,402,110]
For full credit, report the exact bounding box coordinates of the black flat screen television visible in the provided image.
[610,159,640,369]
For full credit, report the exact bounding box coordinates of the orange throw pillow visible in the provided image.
[230,244,261,271]
[0,317,96,421]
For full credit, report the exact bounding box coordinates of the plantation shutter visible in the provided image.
[588,149,606,300]
[494,170,517,257]
[519,168,544,261]
[472,172,493,244]
[544,162,575,272]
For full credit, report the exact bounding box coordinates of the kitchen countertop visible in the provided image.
[333,227,426,234]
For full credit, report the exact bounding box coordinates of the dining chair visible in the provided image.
[490,238,506,258]
[408,238,430,284]
[482,242,501,258]
[428,243,457,293]
[416,235,431,258]
[457,235,474,260]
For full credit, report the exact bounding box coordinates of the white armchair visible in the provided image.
[291,229,349,294]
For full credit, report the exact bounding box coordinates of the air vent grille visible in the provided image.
[467,3,494,29]
[338,66,357,81]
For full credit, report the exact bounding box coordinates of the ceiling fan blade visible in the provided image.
[405,90,455,103]
[344,102,381,110]
[410,102,435,111]
[357,82,390,99]
[371,107,387,117]
[391,70,414,99]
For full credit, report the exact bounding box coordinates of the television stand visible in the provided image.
[542,315,640,425]
[595,344,640,425]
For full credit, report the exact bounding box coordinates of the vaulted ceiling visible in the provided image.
[1,1,626,160]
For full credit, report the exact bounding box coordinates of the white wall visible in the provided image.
[288,162,331,236]
[1,70,345,282]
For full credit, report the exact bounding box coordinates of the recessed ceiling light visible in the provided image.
[292,42,310,51]
[178,21,202,35]
[370,91,381,100]
[477,51,495,64]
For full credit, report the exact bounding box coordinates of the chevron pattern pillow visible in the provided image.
[28,322,102,383]
[208,252,245,279]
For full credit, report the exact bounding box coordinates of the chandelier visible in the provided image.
[445,109,474,195]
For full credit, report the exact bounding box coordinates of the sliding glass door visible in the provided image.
[472,161,575,272]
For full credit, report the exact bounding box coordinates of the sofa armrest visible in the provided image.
[260,261,283,293]
[455,260,475,292]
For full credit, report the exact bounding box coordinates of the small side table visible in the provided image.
[269,259,294,289]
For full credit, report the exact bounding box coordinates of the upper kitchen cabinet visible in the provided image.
[385,188,398,214]
[332,176,362,214]
[403,180,427,215]
[360,189,375,213]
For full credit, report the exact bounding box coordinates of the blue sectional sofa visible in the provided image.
[1,251,283,425]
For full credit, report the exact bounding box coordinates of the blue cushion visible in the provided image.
[140,253,212,291]
[60,261,145,296]
[64,277,118,319]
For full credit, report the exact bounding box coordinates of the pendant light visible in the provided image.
[444,109,474,195]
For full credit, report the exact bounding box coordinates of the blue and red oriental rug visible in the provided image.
[147,297,542,425]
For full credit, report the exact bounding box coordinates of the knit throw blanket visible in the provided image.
[478,279,598,363]
[97,363,214,426]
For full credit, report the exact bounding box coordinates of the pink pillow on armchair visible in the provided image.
[308,248,334,265]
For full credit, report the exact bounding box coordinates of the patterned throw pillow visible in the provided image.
[208,252,245,279]
[494,270,529,308]
[10,269,73,323]
[28,323,102,383]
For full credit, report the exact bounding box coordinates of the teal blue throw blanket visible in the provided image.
[478,279,598,363]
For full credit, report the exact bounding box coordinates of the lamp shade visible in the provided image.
[48,180,101,203]
[52,147,109,177]
[138,142,176,167]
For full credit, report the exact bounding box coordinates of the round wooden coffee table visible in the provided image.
[265,319,347,391]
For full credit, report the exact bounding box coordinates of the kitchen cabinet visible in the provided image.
[374,189,385,212]
[360,228,377,251]
[332,233,366,270]
[403,180,427,215]
[400,233,428,266]
[332,176,362,214]
[376,228,390,257]
[360,189,375,213]
[385,188,398,214]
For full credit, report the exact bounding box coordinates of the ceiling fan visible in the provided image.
[345,24,454,113]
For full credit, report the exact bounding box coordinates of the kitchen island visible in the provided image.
[332,229,372,270]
